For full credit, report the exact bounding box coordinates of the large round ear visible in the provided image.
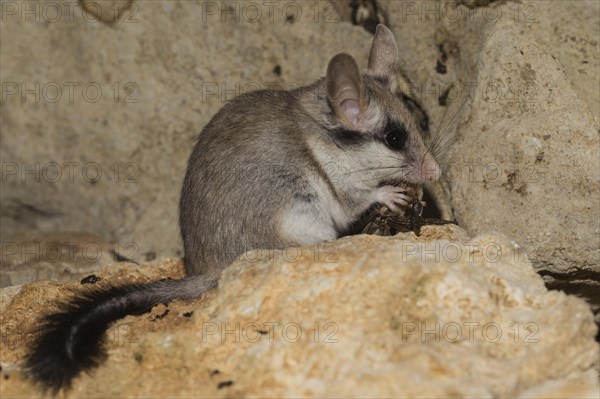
[326,53,367,130]
[367,24,399,76]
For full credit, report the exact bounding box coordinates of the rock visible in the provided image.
[330,0,389,33]
[79,0,134,24]
[0,232,120,288]
[5,0,596,322]
[0,227,597,397]
[1,2,598,394]
[0,0,374,265]
[0,285,22,314]
[458,0,497,8]
[381,0,600,321]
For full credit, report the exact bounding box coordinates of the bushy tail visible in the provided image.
[25,274,216,394]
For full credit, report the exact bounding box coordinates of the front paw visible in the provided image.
[375,185,411,212]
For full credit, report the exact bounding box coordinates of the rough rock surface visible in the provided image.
[0,0,374,261]
[1,227,598,397]
[381,0,600,319]
[1,2,598,396]
[0,232,121,288]
[2,0,598,318]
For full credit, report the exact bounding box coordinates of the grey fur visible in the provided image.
[180,24,440,277]
[26,25,441,393]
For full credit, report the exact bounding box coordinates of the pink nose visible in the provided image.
[420,159,441,181]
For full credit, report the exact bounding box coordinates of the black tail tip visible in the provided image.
[24,304,110,394]
[25,325,106,395]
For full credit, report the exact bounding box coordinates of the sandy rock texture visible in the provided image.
[0,232,123,288]
[0,0,374,262]
[380,0,600,319]
[0,227,598,398]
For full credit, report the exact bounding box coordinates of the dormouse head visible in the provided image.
[325,24,440,185]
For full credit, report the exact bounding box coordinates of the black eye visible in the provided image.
[385,127,408,150]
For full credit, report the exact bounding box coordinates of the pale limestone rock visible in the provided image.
[381,0,600,320]
[0,227,597,397]
[79,0,134,24]
[0,232,119,288]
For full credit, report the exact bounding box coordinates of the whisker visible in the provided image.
[426,91,471,161]
[338,164,410,178]
[351,169,405,184]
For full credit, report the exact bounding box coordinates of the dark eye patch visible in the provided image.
[327,128,370,148]
[381,119,409,151]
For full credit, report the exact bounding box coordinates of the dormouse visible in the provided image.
[26,24,440,393]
